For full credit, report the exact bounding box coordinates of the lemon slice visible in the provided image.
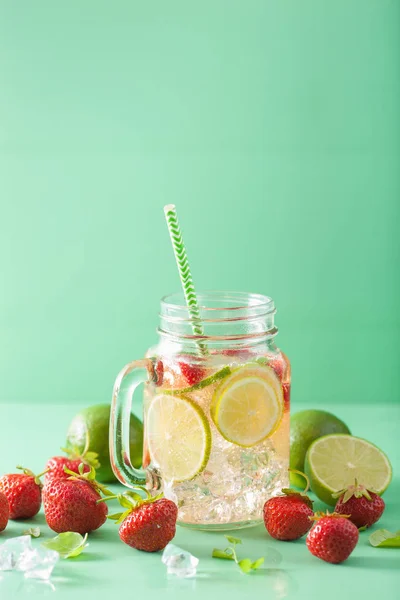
[305,434,392,506]
[211,364,283,447]
[146,394,211,482]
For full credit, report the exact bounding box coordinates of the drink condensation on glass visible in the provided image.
[111,291,290,531]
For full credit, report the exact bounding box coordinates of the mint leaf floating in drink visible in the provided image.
[42,532,88,558]
[23,527,41,538]
[369,529,400,548]
[212,536,264,574]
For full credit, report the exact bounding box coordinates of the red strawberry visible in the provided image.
[263,489,314,541]
[221,348,252,359]
[45,457,91,482]
[333,480,385,528]
[45,436,100,482]
[43,465,109,534]
[0,466,46,519]
[0,491,9,531]
[306,512,359,564]
[105,490,177,552]
[268,357,285,379]
[178,360,206,387]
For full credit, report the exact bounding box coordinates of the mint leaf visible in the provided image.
[251,557,265,570]
[212,549,235,560]
[213,536,264,575]
[42,532,88,558]
[23,527,41,538]
[225,536,242,545]
[238,558,252,573]
[369,529,400,548]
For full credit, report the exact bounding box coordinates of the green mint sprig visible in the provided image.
[212,536,264,574]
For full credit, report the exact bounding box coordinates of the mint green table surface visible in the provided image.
[0,402,398,598]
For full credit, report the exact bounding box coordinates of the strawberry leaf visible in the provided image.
[42,532,88,558]
[125,491,144,503]
[119,495,135,510]
[23,527,41,538]
[369,529,400,548]
[107,512,124,521]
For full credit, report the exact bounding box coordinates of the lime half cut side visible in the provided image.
[146,393,211,482]
[305,434,392,506]
[211,363,284,447]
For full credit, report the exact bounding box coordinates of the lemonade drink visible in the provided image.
[143,292,290,530]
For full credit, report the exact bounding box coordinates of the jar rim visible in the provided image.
[160,290,274,314]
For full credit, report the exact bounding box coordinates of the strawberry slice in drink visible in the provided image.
[178,361,207,387]
[282,382,290,411]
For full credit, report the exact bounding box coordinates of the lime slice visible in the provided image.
[305,434,392,506]
[163,366,231,395]
[211,364,284,447]
[147,394,211,482]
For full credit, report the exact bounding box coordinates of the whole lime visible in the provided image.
[66,404,143,483]
[290,409,351,489]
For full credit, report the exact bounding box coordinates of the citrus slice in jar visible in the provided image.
[211,364,284,447]
[146,393,211,482]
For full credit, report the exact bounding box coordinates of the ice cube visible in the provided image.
[163,480,178,505]
[162,544,199,578]
[0,547,13,571]
[0,535,32,570]
[19,547,59,580]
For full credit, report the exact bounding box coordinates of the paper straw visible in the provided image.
[164,204,208,354]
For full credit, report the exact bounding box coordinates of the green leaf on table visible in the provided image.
[42,532,88,558]
[212,549,235,560]
[238,558,252,574]
[225,535,242,545]
[251,557,265,570]
[23,527,41,538]
[369,529,400,548]
[212,536,264,575]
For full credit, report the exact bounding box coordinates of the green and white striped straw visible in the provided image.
[164,204,208,355]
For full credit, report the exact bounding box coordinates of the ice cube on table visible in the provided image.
[162,543,199,578]
[0,536,32,571]
[0,535,59,580]
[19,547,59,580]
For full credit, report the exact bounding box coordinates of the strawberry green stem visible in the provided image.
[16,466,49,486]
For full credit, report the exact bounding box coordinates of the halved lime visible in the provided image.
[146,394,211,482]
[211,364,284,447]
[305,434,392,506]
[290,409,351,489]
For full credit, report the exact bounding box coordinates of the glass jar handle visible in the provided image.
[110,358,155,488]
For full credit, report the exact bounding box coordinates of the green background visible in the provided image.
[1,0,399,408]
